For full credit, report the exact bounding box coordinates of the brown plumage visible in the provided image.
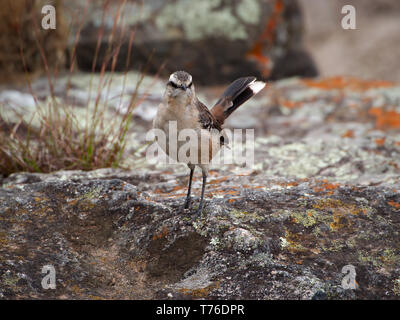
[153,71,265,215]
[211,77,260,125]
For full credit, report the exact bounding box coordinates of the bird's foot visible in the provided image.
[183,197,191,210]
[193,208,202,217]
[192,202,205,217]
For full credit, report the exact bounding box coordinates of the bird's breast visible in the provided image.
[154,101,223,165]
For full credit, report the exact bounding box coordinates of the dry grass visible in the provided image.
[0,0,156,177]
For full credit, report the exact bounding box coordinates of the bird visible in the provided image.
[153,70,265,215]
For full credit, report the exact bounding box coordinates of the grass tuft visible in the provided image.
[0,0,156,177]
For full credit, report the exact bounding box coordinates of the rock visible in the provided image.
[0,168,399,299]
[1,73,400,299]
[0,91,36,109]
[64,0,317,84]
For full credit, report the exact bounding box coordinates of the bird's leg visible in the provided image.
[194,170,207,215]
[184,165,195,209]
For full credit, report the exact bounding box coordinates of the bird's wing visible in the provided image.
[195,99,222,132]
[211,77,265,125]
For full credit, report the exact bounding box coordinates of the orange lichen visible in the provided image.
[342,130,354,138]
[281,100,302,109]
[368,108,400,129]
[375,138,386,146]
[312,198,368,232]
[303,76,393,91]
[218,189,240,196]
[283,229,314,254]
[389,161,399,169]
[313,180,340,195]
[152,226,169,240]
[388,201,400,209]
[178,281,220,298]
[208,170,219,176]
[71,285,83,294]
[330,213,350,231]
[208,177,228,185]
[88,295,106,300]
[246,0,284,76]
[313,198,367,215]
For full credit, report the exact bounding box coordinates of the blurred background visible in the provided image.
[1,0,399,84]
[299,0,400,82]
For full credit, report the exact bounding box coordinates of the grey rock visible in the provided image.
[2,74,400,299]
[64,0,317,84]
[1,168,399,299]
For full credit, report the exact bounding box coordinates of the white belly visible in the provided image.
[153,102,221,167]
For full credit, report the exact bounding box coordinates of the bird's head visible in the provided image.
[164,71,195,104]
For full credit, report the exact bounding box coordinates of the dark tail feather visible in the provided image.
[211,77,265,125]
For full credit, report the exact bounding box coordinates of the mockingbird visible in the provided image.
[153,71,265,215]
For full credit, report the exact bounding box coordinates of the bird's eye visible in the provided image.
[187,82,193,88]
[168,81,179,89]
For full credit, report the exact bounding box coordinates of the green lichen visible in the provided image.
[286,208,336,230]
[345,238,357,249]
[265,142,347,179]
[283,230,309,253]
[321,239,347,252]
[380,249,400,265]
[237,0,261,24]
[290,210,318,227]
[155,0,259,41]
[358,250,383,268]
[0,231,7,246]
[229,209,263,222]
[1,273,19,288]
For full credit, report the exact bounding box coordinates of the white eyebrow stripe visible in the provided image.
[169,72,193,87]
[169,74,177,83]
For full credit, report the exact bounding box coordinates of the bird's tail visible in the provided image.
[211,77,266,125]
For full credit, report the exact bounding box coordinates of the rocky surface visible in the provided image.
[65,0,317,83]
[1,73,400,299]
[0,167,399,299]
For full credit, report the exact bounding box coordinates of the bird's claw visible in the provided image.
[184,198,191,209]
[192,202,205,217]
